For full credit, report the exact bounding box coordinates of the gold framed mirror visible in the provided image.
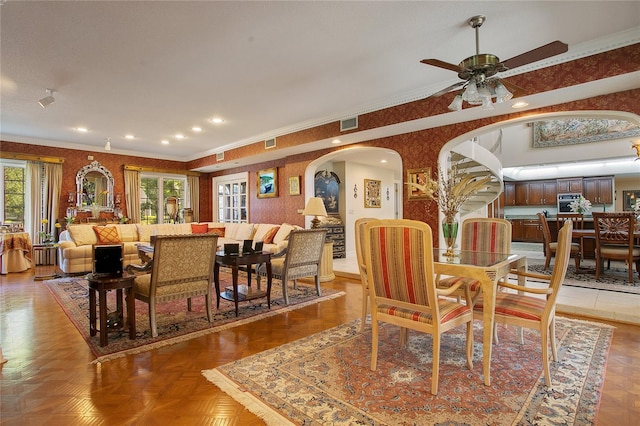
[76,161,114,211]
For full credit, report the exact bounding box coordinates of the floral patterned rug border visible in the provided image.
[43,276,344,363]
[204,317,613,425]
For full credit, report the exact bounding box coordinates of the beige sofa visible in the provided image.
[57,222,299,275]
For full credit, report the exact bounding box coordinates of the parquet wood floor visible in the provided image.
[1,267,639,424]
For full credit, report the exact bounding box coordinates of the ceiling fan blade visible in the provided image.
[426,81,466,99]
[420,58,460,73]
[500,79,525,97]
[501,41,568,70]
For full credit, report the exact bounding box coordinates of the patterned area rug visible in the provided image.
[43,275,344,363]
[527,258,640,294]
[204,317,613,425]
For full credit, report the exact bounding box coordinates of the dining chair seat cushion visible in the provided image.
[266,256,318,278]
[549,241,581,253]
[438,276,481,292]
[377,300,471,324]
[600,244,640,256]
[474,293,546,321]
[133,273,210,299]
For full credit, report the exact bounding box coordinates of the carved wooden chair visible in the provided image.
[593,212,640,283]
[363,219,474,395]
[133,234,218,337]
[474,220,573,386]
[256,229,327,305]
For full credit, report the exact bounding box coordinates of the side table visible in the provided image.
[86,273,136,347]
[33,243,58,281]
[214,251,272,317]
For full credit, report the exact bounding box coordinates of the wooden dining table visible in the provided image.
[434,250,527,386]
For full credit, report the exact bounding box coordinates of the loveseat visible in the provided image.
[57,222,299,275]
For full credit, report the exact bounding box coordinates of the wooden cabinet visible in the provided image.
[583,176,613,205]
[322,224,345,258]
[556,178,582,194]
[515,183,528,205]
[503,182,516,206]
[511,218,543,243]
[527,180,557,205]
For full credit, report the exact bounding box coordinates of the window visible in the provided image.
[139,174,186,224]
[1,160,26,224]
[214,172,248,223]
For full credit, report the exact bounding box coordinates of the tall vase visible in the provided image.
[442,221,459,257]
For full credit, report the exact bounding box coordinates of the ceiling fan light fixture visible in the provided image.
[448,94,463,111]
[481,95,495,111]
[495,80,513,103]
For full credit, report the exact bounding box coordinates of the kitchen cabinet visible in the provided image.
[527,180,557,205]
[510,219,543,242]
[583,176,613,205]
[515,183,529,205]
[556,178,582,194]
[503,182,516,206]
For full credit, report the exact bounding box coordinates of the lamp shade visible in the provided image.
[303,197,327,217]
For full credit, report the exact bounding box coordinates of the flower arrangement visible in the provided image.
[408,161,492,222]
[569,195,592,214]
[39,218,60,244]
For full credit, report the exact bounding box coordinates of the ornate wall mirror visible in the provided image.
[76,161,114,210]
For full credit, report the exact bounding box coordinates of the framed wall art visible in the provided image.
[257,168,278,198]
[623,190,640,211]
[288,176,300,195]
[364,179,381,208]
[406,167,431,200]
[314,170,340,214]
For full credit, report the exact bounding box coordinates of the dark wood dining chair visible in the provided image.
[538,213,581,271]
[593,212,640,283]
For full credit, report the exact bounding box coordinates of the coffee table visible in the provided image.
[214,251,272,317]
[86,272,136,347]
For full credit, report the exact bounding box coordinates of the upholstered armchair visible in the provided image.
[133,234,218,337]
[256,229,327,305]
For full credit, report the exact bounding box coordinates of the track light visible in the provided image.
[105,138,111,151]
[38,89,56,108]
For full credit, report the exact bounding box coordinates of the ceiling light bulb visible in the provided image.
[175,133,184,139]
[125,134,135,139]
[75,127,88,133]
[448,95,463,111]
[511,101,529,108]
[210,117,224,124]
[161,140,169,145]
[192,126,202,132]
[38,88,55,108]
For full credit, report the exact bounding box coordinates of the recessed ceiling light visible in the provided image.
[175,133,185,139]
[161,140,169,145]
[380,159,387,163]
[332,139,341,144]
[209,117,224,124]
[511,101,529,109]
[125,134,135,139]
[75,127,88,133]
[192,126,202,132]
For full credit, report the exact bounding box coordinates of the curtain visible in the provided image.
[26,161,41,244]
[43,163,62,239]
[187,175,200,223]
[124,169,140,223]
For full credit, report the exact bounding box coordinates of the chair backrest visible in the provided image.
[282,229,327,276]
[557,213,584,230]
[150,234,218,289]
[364,219,437,314]
[545,220,573,311]
[460,218,512,253]
[354,218,376,279]
[537,212,553,248]
[593,212,635,248]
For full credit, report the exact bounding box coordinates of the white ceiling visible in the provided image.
[1,1,640,172]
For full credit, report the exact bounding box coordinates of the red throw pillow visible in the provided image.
[263,226,280,244]
[191,223,209,234]
[208,227,226,237]
[92,226,121,244]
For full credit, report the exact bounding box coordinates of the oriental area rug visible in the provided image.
[204,317,613,425]
[43,275,344,363]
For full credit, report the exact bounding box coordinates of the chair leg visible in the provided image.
[541,324,551,386]
[187,297,192,311]
[465,321,474,370]
[282,280,290,305]
[431,332,441,395]
[549,317,558,362]
[360,285,368,332]
[314,275,321,297]
[149,302,158,338]
[544,252,552,270]
[398,327,409,347]
[205,293,213,323]
[370,319,379,371]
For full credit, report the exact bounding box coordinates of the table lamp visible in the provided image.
[303,197,327,228]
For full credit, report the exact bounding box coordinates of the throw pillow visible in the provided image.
[262,226,280,244]
[208,227,226,237]
[191,223,209,234]
[93,226,121,244]
[68,224,99,246]
[273,223,295,244]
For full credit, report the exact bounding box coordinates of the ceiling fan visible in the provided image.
[421,15,568,111]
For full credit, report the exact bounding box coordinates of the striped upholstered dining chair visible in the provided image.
[474,220,573,386]
[363,219,474,395]
[437,217,512,307]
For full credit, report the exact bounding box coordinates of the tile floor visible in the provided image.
[333,243,640,325]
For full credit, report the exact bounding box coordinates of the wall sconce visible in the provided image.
[632,139,640,160]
